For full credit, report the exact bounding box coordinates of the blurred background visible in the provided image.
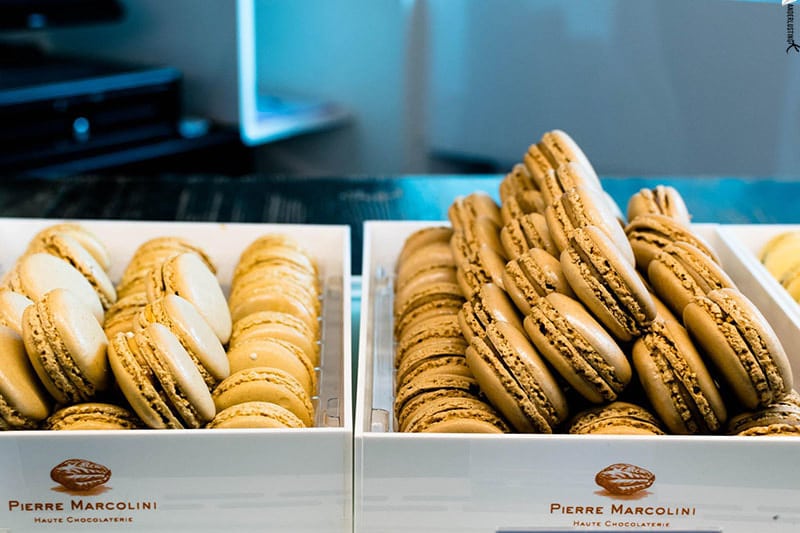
[1,0,797,179]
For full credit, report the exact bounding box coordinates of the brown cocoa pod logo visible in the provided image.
[51,459,111,492]
[595,463,655,495]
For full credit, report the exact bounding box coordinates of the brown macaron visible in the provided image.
[683,288,793,410]
[45,402,142,430]
[647,241,736,317]
[448,192,502,232]
[627,185,691,227]
[394,374,484,431]
[503,248,574,316]
[727,391,800,436]
[500,213,557,259]
[541,161,603,206]
[455,244,508,298]
[625,213,719,272]
[457,283,524,343]
[524,293,631,404]
[633,318,727,434]
[28,232,117,310]
[397,240,456,291]
[500,191,545,225]
[395,313,464,367]
[546,186,635,265]
[109,324,216,429]
[568,401,665,435]
[561,225,656,342]
[22,288,110,405]
[522,144,555,190]
[467,321,568,433]
[397,226,454,268]
[539,130,601,190]
[0,325,51,429]
[499,163,538,203]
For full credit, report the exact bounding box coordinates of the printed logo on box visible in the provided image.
[6,458,158,526]
[548,463,697,530]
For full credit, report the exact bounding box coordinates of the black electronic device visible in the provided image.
[0,53,182,174]
[0,0,124,30]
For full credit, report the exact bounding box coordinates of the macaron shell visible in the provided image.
[503,247,574,316]
[229,282,319,334]
[155,253,231,344]
[237,234,315,271]
[232,246,318,282]
[403,395,508,433]
[395,267,459,315]
[397,355,471,389]
[137,323,216,428]
[524,292,631,404]
[46,402,141,430]
[568,401,665,435]
[395,300,463,341]
[500,213,556,260]
[0,290,33,336]
[457,284,523,344]
[633,319,726,434]
[108,332,183,429]
[541,161,602,206]
[561,226,656,341]
[683,288,793,409]
[727,394,800,435]
[32,233,117,309]
[627,186,691,226]
[23,289,109,404]
[226,337,316,397]
[139,295,229,386]
[48,289,110,395]
[230,311,319,367]
[397,226,454,267]
[396,313,464,366]
[230,264,320,308]
[546,186,635,265]
[625,214,720,271]
[16,253,104,324]
[394,374,481,421]
[0,325,51,428]
[468,321,568,433]
[499,164,537,203]
[647,241,736,317]
[212,367,314,427]
[396,338,468,386]
[208,401,304,429]
[522,144,555,189]
[539,130,600,188]
[28,223,112,272]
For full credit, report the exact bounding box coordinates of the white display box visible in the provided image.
[0,219,352,533]
[355,221,800,533]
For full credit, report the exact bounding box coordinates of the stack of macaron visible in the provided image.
[0,224,323,431]
[392,225,510,433]
[395,129,797,436]
[208,234,322,429]
[103,235,231,429]
[760,231,800,304]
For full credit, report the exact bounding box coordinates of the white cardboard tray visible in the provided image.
[0,218,352,533]
[355,220,800,533]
